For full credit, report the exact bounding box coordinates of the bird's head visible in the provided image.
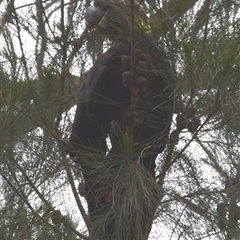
[85,0,149,39]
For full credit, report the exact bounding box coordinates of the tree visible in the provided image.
[0,0,240,239]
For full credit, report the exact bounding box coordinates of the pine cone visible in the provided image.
[136,60,148,77]
[122,71,132,90]
[134,48,142,61]
[139,52,150,63]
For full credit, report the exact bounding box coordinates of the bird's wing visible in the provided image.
[69,45,130,154]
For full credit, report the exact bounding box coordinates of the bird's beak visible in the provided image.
[85,5,102,28]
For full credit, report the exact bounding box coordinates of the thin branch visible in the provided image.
[62,157,95,239]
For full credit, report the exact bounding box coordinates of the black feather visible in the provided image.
[69,1,174,239]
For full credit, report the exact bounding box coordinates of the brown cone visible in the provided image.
[122,71,133,90]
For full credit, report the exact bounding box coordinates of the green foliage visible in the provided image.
[0,0,240,239]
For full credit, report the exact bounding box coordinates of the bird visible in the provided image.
[68,0,173,239]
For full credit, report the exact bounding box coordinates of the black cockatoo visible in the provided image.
[68,0,173,239]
